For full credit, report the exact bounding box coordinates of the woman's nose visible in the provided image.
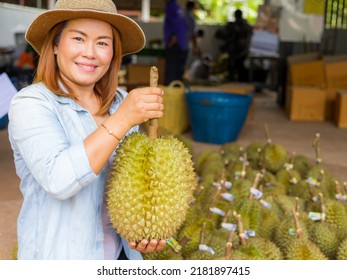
[82,42,96,58]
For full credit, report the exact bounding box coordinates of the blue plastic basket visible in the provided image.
[186,91,252,144]
[0,114,9,130]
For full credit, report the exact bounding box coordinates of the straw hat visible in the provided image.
[25,0,146,56]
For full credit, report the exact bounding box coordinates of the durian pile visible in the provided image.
[143,126,347,260]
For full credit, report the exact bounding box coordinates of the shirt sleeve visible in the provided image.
[8,88,98,200]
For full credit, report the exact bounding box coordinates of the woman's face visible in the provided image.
[54,18,114,90]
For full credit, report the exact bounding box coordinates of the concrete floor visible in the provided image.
[1,90,347,260]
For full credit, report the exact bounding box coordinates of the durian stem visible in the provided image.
[207,187,222,219]
[249,173,262,200]
[222,209,232,224]
[148,66,159,140]
[319,193,326,222]
[179,236,191,247]
[241,152,247,179]
[292,208,302,239]
[295,197,300,213]
[234,212,247,246]
[225,230,234,259]
[264,123,272,144]
[312,133,322,164]
[335,180,341,196]
[199,222,206,244]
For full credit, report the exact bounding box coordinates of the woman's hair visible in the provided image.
[34,20,122,116]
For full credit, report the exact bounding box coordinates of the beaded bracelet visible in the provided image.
[101,123,121,142]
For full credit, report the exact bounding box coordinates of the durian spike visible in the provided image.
[233,211,247,246]
[318,193,326,222]
[292,208,303,239]
[224,230,234,259]
[264,123,272,144]
[148,66,159,140]
[312,133,322,164]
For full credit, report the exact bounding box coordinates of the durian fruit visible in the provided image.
[107,67,197,242]
[285,238,328,260]
[308,222,341,259]
[336,238,347,260]
[231,212,283,260]
[245,142,265,170]
[219,142,244,166]
[260,124,288,173]
[291,154,313,178]
[325,199,347,231]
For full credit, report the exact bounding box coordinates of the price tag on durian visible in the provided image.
[221,223,237,231]
[308,212,326,221]
[336,194,347,203]
[284,163,294,171]
[220,192,234,201]
[250,187,263,199]
[289,177,298,184]
[224,181,232,189]
[166,237,181,252]
[198,244,215,255]
[209,207,225,216]
[306,177,319,187]
[259,199,271,209]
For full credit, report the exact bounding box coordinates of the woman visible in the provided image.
[8,0,166,260]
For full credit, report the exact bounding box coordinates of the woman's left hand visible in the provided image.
[129,239,167,253]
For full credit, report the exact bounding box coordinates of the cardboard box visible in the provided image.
[290,60,325,88]
[285,52,323,114]
[334,91,347,128]
[289,87,326,121]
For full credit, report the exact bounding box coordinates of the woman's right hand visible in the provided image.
[114,86,164,131]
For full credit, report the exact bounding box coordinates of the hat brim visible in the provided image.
[25,9,146,56]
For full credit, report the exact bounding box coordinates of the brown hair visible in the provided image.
[34,20,122,116]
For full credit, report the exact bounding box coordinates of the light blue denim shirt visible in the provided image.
[8,82,143,260]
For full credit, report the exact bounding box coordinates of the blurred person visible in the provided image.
[163,0,188,85]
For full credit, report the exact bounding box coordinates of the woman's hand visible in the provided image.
[115,86,164,131]
[129,239,167,253]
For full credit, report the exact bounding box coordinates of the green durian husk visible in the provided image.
[308,222,341,259]
[261,143,288,173]
[336,238,347,260]
[285,238,328,260]
[291,154,313,178]
[107,133,197,242]
[245,142,265,170]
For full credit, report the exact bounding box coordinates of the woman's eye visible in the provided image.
[73,37,83,42]
[98,41,109,46]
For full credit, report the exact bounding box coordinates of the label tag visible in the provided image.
[198,244,215,255]
[221,223,237,231]
[259,199,271,209]
[250,187,263,199]
[166,237,181,252]
[308,212,326,221]
[209,207,225,217]
[220,192,234,202]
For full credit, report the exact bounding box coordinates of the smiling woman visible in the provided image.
[7,0,165,260]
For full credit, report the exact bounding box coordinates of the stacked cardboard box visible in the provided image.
[285,52,326,121]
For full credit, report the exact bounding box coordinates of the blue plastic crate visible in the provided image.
[186,91,252,144]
